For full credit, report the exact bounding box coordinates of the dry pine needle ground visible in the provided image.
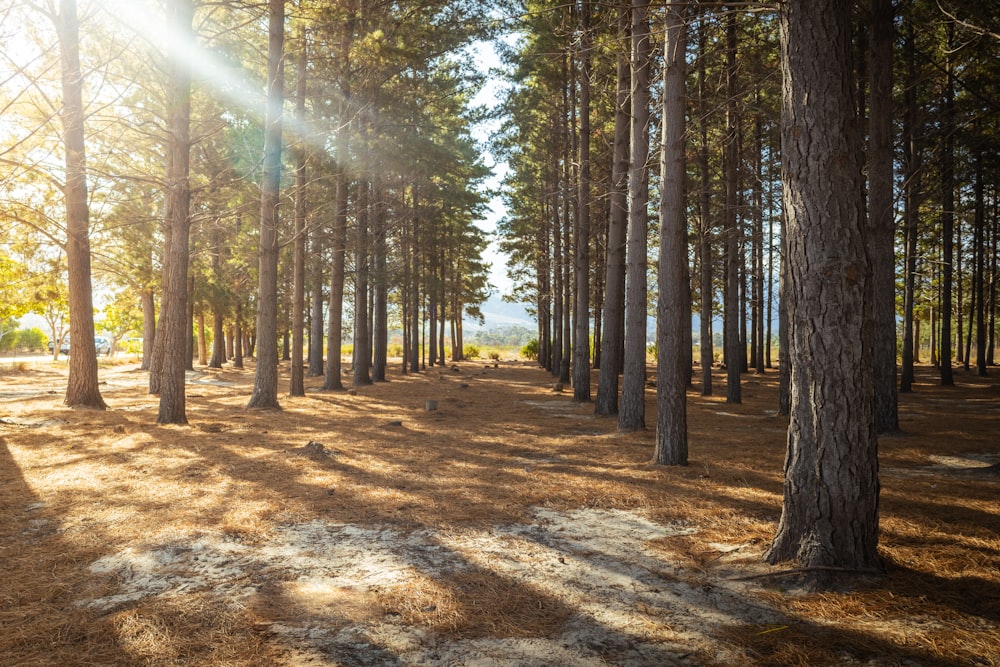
[1,357,997,666]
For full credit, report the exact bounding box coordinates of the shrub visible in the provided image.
[488,350,500,361]
[463,343,480,359]
[521,339,539,361]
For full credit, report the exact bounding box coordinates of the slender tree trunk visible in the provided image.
[766,0,881,583]
[869,0,898,431]
[653,1,688,466]
[156,0,194,422]
[247,0,284,410]
[141,287,155,371]
[372,180,388,382]
[724,11,742,404]
[210,308,225,368]
[697,14,713,393]
[409,186,422,374]
[940,24,955,386]
[619,0,650,431]
[900,18,920,393]
[234,302,244,368]
[593,9,627,415]
[973,147,987,376]
[56,0,105,410]
[197,310,208,365]
[572,0,593,402]
[290,35,307,397]
[353,180,372,387]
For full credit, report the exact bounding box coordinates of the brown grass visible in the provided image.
[1,358,998,665]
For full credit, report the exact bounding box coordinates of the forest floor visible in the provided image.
[1,356,998,666]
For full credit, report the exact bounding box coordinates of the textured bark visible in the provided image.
[900,19,920,393]
[723,11,742,405]
[594,5,629,417]
[210,308,225,368]
[247,0,284,410]
[697,16,713,395]
[140,288,155,371]
[939,25,955,387]
[766,0,881,580]
[290,37,307,398]
[973,150,987,377]
[618,0,650,432]
[572,0,592,402]
[353,181,372,387]
[56,0,105,410]
[869,0,898,431]
[156,0,194,423]
[653,2,688,466]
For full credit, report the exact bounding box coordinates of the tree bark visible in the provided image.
[156,0,194,423]
[56,0,105,410]
[653,2,688,466]
[618,0,650,432]
[766,0,881,582]
[594,4,629,416]
[572,0,593,402]
[290,34,307,397]
[724,11,742,404]
[247,0,284,410]
[697,14,713,394]
[900,17,920,393]
[869,0,898,431]
[939,24,955,386]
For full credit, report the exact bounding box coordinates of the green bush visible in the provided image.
[521,339,539,360]
[463,343,480,359]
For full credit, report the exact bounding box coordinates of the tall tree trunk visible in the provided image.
[56,0,105,410]
[572,0,593,402]
[233,301,244,369]
[939,24,955,386]
[247,0,284,409]
[973,146,987,376]
[210,308,225,368]
[156,0,194,422]
[141,287,155,371]
[869,0,898,431]
[724,10,742,404]
[697,13,713,393]
[409,186,422,374]
[372,179,388,382]
[353,180,372,387]
[308,252,325,376]
[619,0,650,431]
[593,7,627,415]
[752,114,766,374]
[900,17,920,393]
[290,34,307,397]
[653,1,688,466]
[766,0,881,583]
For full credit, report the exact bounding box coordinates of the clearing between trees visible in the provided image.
[1,359,997,666]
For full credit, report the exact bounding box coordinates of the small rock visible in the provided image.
[112,424,126,434]
[386,420,403,427]
[425,400,438,411]
[459,383,469,388]
[552,382,564,392]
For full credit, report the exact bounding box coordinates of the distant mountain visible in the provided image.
[465,294,535,331]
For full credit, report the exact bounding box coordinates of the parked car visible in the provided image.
[53,335,113,356]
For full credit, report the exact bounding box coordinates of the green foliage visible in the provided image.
[521,338,539,360]
[463,343,480,359]
[470,325,534,348]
